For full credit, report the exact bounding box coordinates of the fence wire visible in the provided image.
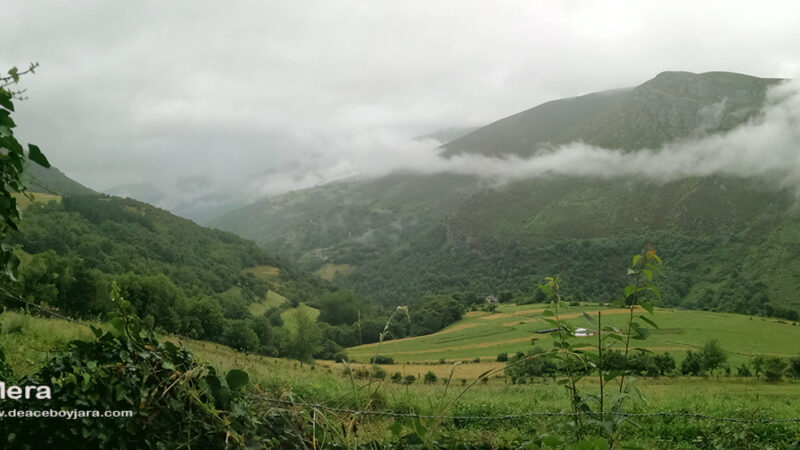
[263,398,800,424]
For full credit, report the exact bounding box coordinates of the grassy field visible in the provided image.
[314,263,355,281]
[11,191,62,209]
[2,310,799,448]
[280,302,320,332]
[347,303,800,367]
[247,290,288,316]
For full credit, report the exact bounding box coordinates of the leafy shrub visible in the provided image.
[681,351,704,376]
[403,374,416,385]
[737,364,753,377]
[369,355,395,364]
[390,372,402,383]
[423,371,438,384]
[371,365,387,380]
[764,357,787,382]
[0,288,271,449]
[496,352,508,362]
[789,356,800,379]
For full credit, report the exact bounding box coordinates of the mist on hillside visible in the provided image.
[249,79,800,199]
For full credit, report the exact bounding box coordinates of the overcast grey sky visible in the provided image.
[3,1,800,201]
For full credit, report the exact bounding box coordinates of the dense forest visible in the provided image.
[2,193,481,362]
[3,195,331,354]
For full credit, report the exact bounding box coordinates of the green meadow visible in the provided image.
[2,310,799,448]
[347,303,800,368]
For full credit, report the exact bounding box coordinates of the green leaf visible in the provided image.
[541,434,563,447]
[624,285,637,298]
[225,369,249,391]
[28,144,50,168]
[638,314,658,328]
[642,269,653,281]
[0,110,15,128]
[633,327,651,340]
[4,253,20,280]
[639,301,654,315]
[0,91,13,111]
[205,374,221,394]
[575,436,609,450]
[604,370,622,382]
[110,317,125,333]
[541,309,555,317]
[89,325,104,338]
[8,67,19,83]
[632,254,642,266]
[163,341,178,354]
[387,421,404,437]
[582,312,596,326]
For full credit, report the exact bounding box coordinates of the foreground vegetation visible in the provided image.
[1,310,799,448]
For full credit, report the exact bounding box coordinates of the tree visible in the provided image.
[764,357,787,382]
[653,352,676,376]
[680,351,703,376]
[1,64,50,281]
[789,356,800,380]
[317,290,360,326]
[752,355,765,378]
[222,320,260,352]
[700,340,727,375]
[423,371,438,385]
[286,309,322,364]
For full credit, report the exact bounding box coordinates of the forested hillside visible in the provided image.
[212,71,800,318]
[2,193,341,355]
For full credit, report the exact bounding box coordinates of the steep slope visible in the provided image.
[443,71,781,157]
[104,182,166,205]
[22,162,96,195]
[212,71,800,316]
[5,188,334,355]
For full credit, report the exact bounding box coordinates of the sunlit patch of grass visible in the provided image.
[11,192,62,209]
[248,291,288,316]
[280,303,320,332]
[314,263,355,281]
[244,265,280,280]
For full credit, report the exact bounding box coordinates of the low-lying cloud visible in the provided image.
[287,79,800,197]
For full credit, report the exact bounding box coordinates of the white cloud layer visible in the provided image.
[1,1,800,208]
[400,80,800,192]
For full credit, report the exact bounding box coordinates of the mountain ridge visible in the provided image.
[206,71,800,316]
[441,70,782,157]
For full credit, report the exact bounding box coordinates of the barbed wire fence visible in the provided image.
[261,397,800,425]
